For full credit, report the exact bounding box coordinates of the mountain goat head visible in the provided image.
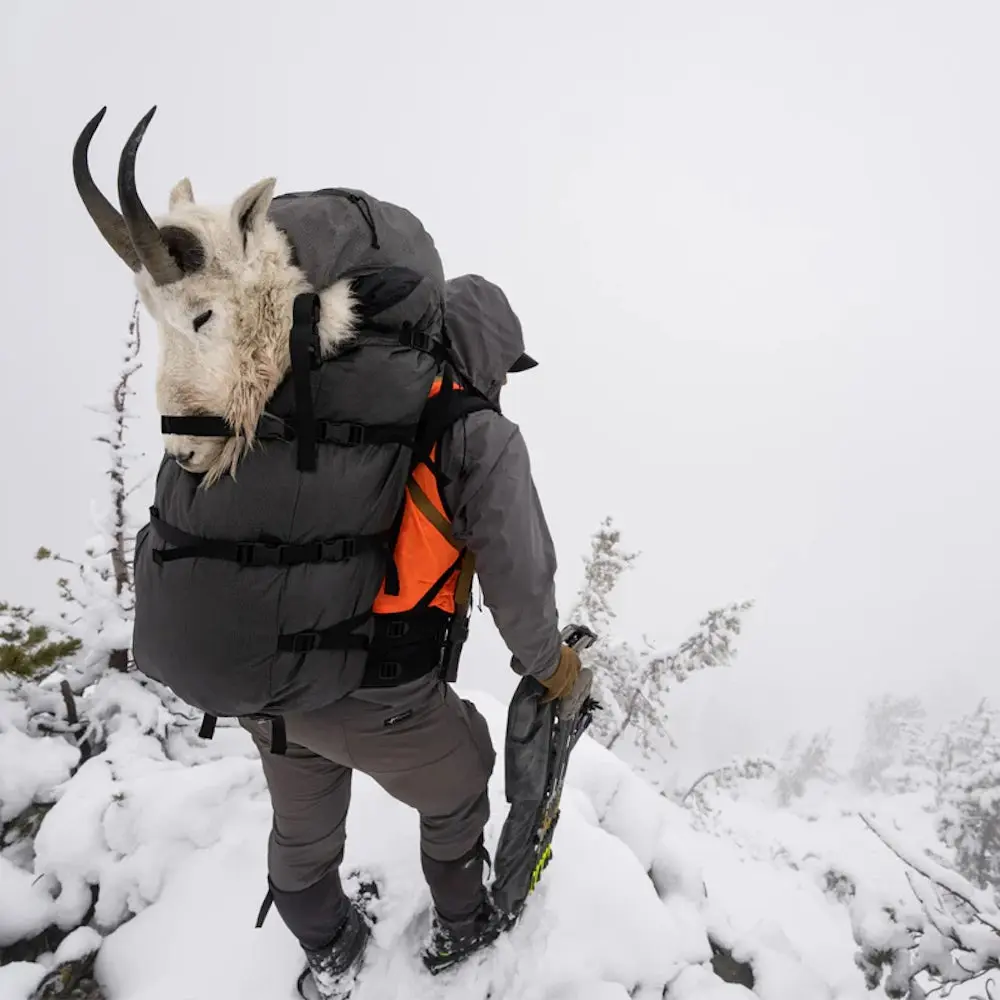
[73,106,356,486]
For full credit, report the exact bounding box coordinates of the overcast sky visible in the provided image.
[2,0,997,772]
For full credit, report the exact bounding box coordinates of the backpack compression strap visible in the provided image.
[161,412,419,448]
[148,509,391,567]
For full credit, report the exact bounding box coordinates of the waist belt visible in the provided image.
[362,607,451,689]
[277,607,451,690]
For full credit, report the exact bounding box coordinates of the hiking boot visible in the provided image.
[421,891,508,975]
[297,902,371,1000]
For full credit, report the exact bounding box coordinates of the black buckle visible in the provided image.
[317,422,366,446]
[237,542,284,566]
[287,632,320,653]
[321,538,356,561]
[385,620,409,639]
[401,327,432,352]
[377,661,402,682]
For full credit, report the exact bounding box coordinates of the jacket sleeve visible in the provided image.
[440,410,562,683]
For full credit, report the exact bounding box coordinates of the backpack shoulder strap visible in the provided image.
[404,367,498,611]
[411,367,499,473]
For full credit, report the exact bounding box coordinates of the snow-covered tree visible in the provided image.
[601,602,755,756]
[0,604,80,680]
[32,295,147,681]
[680,755,776,822]
[563,516,638,745]
[850,694,928,794]
[0,299,204,998]
[774,730,837,806]
[566,515,639,639]
[566,516,753,759]
[853,813,1000,998]
[563,517,640,745]
[933,700,1000,890]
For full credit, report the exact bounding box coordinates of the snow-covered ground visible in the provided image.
[6,671,993,1000]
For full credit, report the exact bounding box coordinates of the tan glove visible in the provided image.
[539,644,582,703]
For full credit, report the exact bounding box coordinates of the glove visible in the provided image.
[539,644,582,703]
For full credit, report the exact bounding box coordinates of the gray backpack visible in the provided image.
[132,189,495,735]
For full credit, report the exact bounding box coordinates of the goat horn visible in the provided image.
[73,107,142,272]
[117,106,183,286]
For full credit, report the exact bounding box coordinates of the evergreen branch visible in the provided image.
[861,814,1000,933]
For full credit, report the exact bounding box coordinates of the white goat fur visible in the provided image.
[137,177,356,486]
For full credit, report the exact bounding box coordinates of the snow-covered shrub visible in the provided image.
[566,516,753,761]
[774,730,837,806]
[0,607,84,849]
[850,694,930,795]
[0,604,81,681]
[934,700,1000,891]
[852,813,1000,997]
[679,756,776,824]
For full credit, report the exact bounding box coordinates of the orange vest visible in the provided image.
[373,379,472,616]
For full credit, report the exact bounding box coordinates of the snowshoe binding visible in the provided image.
[421,890,508,975]
[296,875,380,1000]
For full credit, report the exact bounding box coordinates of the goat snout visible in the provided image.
[162,434,227,478]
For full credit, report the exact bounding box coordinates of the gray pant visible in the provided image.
[240,676,496,950]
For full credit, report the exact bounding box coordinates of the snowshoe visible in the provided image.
[421,890,508,975]
[296,874,380,1000]
[491,623,599,925]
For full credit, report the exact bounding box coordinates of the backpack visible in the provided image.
[132,190,497,745]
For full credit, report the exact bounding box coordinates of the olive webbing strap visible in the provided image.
[405,476,476,609]
[454,549,476,610]
[406,478,460,550]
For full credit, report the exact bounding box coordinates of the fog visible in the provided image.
[2,0,997,773]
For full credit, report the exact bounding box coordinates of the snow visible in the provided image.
[5,680,1000,1000]
[0,680,30,731]
[0,962,46,1000]
[31,726,264,931]
[0,855,57,947]
[88,691,703,1000]
[671,967,756,999]
[0,726,80,822]
[52,925,102,963]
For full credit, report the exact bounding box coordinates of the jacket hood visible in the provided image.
[444,274,528,403]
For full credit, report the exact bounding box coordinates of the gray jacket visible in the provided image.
[439,275,562,684]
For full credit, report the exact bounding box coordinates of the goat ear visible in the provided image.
[232,178,276,243]
[169,178,195,209]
